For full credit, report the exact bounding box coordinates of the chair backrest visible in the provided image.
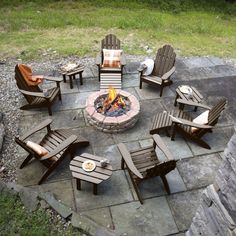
[15,64,40,103]
[152,45,176,77]
[101,34,121,50]
[208,98,227,126]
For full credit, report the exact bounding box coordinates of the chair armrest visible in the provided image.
[40,135,77,161]
[171,117,213,129]
[95,53,102,65]
[137,64,147,73]
[19,89,47,98]
[117,143,143,179]
[161,66,176,81]
[152,134,174,161]
[45,77,63,82]
[176,99,211,110]
[120,53,126,66]
[20,119,53,140]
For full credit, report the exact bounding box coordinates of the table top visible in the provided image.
[69,153,113,184]
[60,65,85,75]
[176,85,203,103]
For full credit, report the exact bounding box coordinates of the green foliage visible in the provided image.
[0,0,235,59]
[0,192,85,236]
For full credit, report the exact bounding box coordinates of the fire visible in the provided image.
[108,86,117,102]
[98,86,127,115]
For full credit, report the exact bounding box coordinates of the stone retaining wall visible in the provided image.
[186,126,236,236]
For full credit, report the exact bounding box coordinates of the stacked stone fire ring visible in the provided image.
[85,90,140,133]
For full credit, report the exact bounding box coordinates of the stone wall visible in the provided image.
[186,126,236,236]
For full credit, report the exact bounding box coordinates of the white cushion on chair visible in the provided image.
[102,49,122,68]
[192,110,209,133]
[141,59,154,76]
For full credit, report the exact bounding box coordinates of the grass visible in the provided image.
[0,191,86,236]
[0,0,236,60]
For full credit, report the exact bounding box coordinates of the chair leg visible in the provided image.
[139,79,142,89]
[171,124,176,141]
[38,163,57,185]
[132,180,143,204]
[160,85,164,97]
[121,158,125,169]
[161,175,170,194]
[47,106,52,116]
[20,154,33,169]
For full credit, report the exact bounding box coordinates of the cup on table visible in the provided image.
[100,159,109,167]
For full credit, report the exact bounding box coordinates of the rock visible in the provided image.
[0,123,5,153]
[0,181,7,193]
[19,187,39,212]
[71,212,116,236]
[39,192,72,219]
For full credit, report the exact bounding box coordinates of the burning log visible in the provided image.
[103,94,119,114]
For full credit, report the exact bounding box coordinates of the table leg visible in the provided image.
[79,72,83,85]
[76,179,81,190]
[63,74,66,83]
[69,75,73,89]
[93,184,98,195]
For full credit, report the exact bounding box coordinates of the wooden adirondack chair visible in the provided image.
[138,45,176,97]
[150,98,227,149]
[117,134,177,204]
[15,119,90,184]
[15,64,62,116]
[95,34,126,81]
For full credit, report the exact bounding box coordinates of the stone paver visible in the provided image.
[111,197,179,236]
[73,170,133,211]
[167,189,203,232]
[15,56,236,236]
[177,153,223,190]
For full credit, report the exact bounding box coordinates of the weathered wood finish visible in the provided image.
[70,153,113,195]
[139,45,176,97]
[15,119,90,185]
[15,64,62,116]
[174,86,204,111]
[151,99,226,149]
[96,34,126,82]
[60,65,85,89]
[117,134,177,204]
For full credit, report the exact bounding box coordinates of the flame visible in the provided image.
[108,86,117,102]
[100,86,127,114]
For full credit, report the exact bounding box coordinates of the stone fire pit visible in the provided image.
[86,90,140,133]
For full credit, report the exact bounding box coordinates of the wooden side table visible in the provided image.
[69,153,112,195]
[174,85,203,111]
[60,66,85,89]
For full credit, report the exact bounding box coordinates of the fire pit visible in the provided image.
[86,88,140,133]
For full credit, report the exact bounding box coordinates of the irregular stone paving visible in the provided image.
[16,56,236,235]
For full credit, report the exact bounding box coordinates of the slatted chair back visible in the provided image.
[152,45,176,77]
[118,135,177,204]
[101,34,121,50]
[208,98,227,126]
[15,64,40,103]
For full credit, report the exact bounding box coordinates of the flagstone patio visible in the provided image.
[16,56,236,235]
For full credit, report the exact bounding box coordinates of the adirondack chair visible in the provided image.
[95,34,126,81]
[15,64,63,116]
[117,134,177,204]
[138,45,176,97]
[15,119,90,184]
[150,98,227,149]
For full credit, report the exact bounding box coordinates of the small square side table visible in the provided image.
[70,153,112,195]
[60,65,85,89]
[174,86,203,111]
